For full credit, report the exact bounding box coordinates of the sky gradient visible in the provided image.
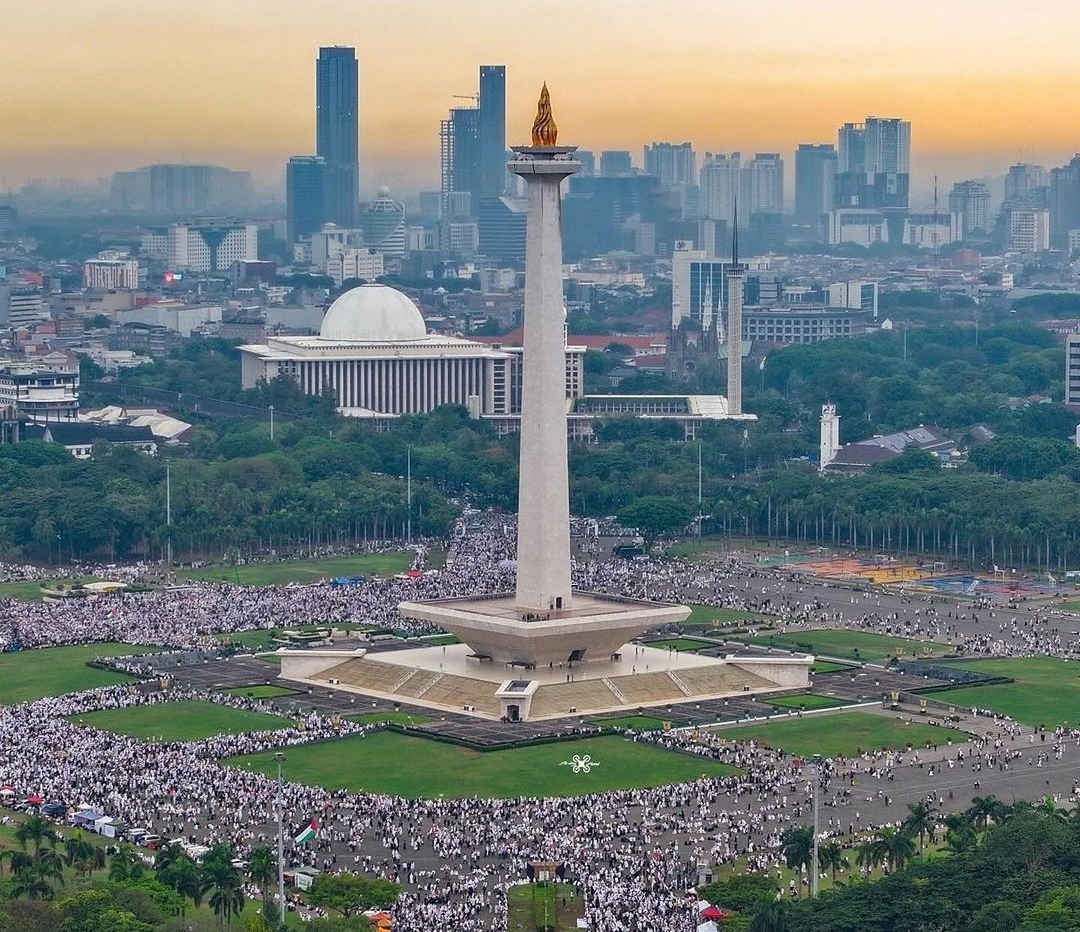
[3,0,1078,200]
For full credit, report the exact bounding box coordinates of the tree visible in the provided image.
[818,840,847,883]
[749,899,793,932]
[968,795,1006,833]
[307,873,401,919]
[616,496,693,552]
[904,799,938,852]
[780,825,815,895]
[874,826,917,872]
[109,843,147,882]
[64,832,105,877]
[247,843,277,918]
[15,815,58,856]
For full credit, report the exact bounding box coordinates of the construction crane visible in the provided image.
[452,94,479,106]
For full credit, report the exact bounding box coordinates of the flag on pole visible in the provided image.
[294,819,318,845]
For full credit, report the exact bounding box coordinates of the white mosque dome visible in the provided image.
[319,284,427,342]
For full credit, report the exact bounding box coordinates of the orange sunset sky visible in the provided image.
[2,0,1079,200]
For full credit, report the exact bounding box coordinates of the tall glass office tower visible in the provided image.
[478,65,507,197]
[316,47,359,227]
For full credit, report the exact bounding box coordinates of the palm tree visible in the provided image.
[248,843,277,917]
[818,840,847,884]
[780,825,815,895]
[875,827,917,872]
[750,899,793,932]
[903,800,938,852]
[11,848,65,900]
[201,860,246,929]
[63,832,104,878]
[967,795,1004,832]
[15,815,57,856]
[159,852,204,911]
[942,812,978,854]
[855,838,879,875]
[109,842,146,882]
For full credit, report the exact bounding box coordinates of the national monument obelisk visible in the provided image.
[399,86,690,671]
[508,84,577,614]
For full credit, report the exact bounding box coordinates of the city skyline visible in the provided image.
[3,0,1080,197]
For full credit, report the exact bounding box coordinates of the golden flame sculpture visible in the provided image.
[531,83,558,146]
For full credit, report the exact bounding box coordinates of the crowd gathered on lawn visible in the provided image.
[1,517,1079,931]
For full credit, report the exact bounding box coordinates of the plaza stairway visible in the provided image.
[607,671,686,704]
[675,664,773,696]
[528,678,623,718]
[319,658,410,693]
[420,674,502,716]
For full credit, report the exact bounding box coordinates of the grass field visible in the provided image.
[349,710,430,726]
[646,638,712,652]
[721,711,960,758]
[0,643,160,704]
[925,657,1080,727]
[812,661,857,675]
[507,883,583,932]
[178,552,415,586]
[741,629,944,663]
[683,605,756,627]
[591,715,671,730]
[221,685,298,699]
[768,694,852,711]
[0,577,105,602]
[70,699,290,742]
[226,732,739,798]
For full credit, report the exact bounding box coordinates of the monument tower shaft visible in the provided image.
[508,86,580,613]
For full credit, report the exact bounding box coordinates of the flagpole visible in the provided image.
[275,752,285,924]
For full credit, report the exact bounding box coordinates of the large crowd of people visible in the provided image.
[1,517,1078,930]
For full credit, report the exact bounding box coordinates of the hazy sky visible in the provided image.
[3,0,1079,200]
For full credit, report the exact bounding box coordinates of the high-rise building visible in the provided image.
[835,117,910,210]
[740,153,784,220]
[316,46,359,227]
[575,151,596,176]
[167,221,258,272]
[794,144,837,227]
[863,117,910,173]
[1066,334,1080,405]
[643,142,696,186]
[700,152,741,224]
[478,196,528,263]
[1008,208,1051,253]
[110,164,252,213]
[478,65,507,197]
[600,150,632,176]
[948,181,992,237]
[286,156,327,245]
[358,188,406,257]
[84,251,140,291]
[443,106,481,213]
[1050,154,1080,242]
[1004,163,1048,204]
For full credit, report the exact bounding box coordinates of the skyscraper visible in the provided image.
[316,46,359,227]
[700,152,741,223]
[948,180,991,237]
[794,144,837,227]
[478,65,507,197]
[643,142,696,186]
[286,156,327,245]
[834,116,911,210]
[440,106,481,219]
[1050,154,1080,242]
[863,117,910,174]
[740,153,784,219]
[600,151,633,176]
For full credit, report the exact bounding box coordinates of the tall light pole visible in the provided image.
[269,405,275,441]
[275,752,285,923]
[406,445,412,545]
[811,753,822,897]
[165,463,172,567]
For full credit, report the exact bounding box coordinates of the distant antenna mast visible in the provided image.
[931,175,940,276]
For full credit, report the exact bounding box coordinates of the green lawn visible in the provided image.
[741,629,944,663]
[812,661,857,675]
[591,714,671,730]
[177,552,414,586]
[349,710,430,726]
[722,711,961,758]
[226,732,739,799]
[0,577,105,602]
[925,658,1080,727]
[768,693,852,711]
[221,685,298,699]
[0,643,160,704]
[646,637,712,652]
[70,699,290,742]
[507,883,583,932]
[683,605,756,627]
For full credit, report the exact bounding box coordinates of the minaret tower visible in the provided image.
[726,202,744,416]
[507,85,580,613]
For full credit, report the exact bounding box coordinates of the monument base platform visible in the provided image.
[274,642,811,722]
[398,590,690,667]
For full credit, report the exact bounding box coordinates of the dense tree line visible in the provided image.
[701,802,1080,932]
[0,815,394,930]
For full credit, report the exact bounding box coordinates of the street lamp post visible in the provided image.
[275,752,285,923]
[812,753,822,897]
[269,405,275,441]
